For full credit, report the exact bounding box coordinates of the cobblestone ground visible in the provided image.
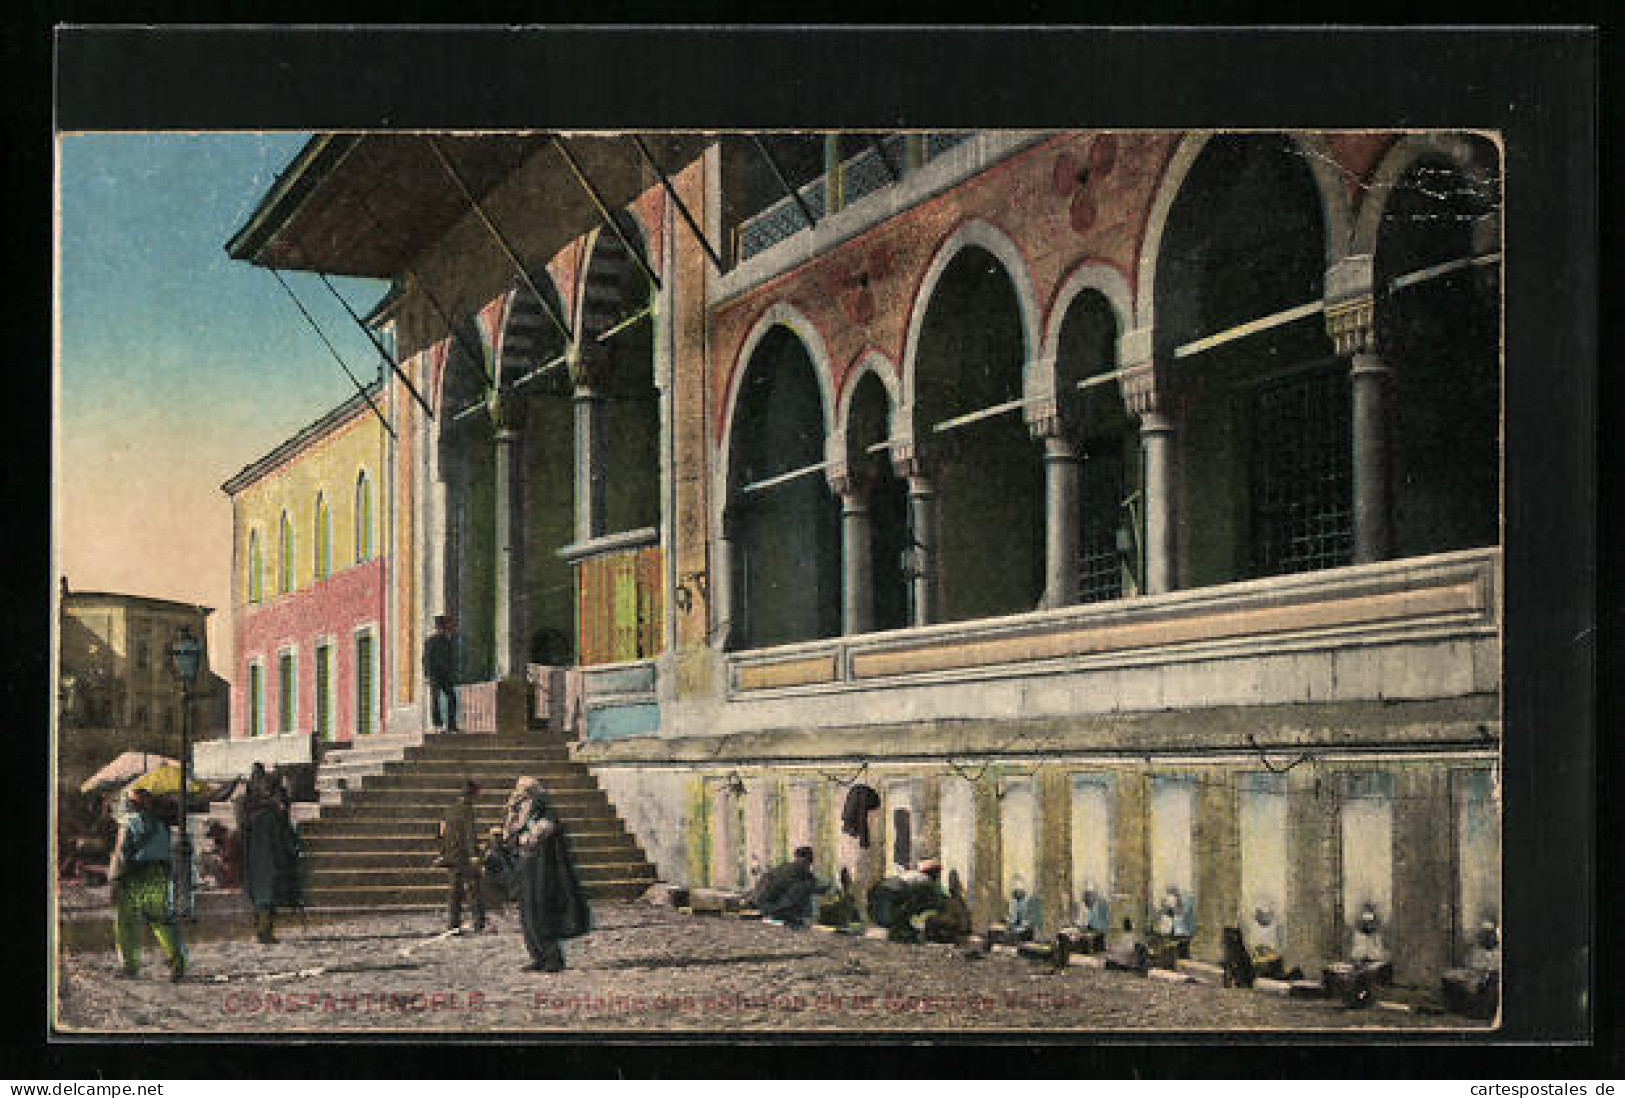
[56,902,1485,1035]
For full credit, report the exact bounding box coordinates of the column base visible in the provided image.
[494,676,532,737]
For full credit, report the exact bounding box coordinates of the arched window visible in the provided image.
[726,325,840,649]
[354,471,372,563]
[1153,135,1338,585]
[278,511,294,595]
[313,492,331,581]
[913,244,1043,622]
[247,530,263,604]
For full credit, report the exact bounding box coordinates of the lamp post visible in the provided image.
[168,626,202,920]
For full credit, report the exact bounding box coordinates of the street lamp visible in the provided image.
[168,626,202,920]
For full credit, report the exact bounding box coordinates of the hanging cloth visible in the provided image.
[840,783,881,848]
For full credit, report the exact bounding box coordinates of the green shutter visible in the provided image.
[315,645,332,740]
[356,633,374,736]
[279,652,295,733]
[248,664,262,737]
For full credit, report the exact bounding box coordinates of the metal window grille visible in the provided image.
[841,134,910,208]
[923,132,973,159]
[736,134,969,262]
[1251,368,1353,576]
[1079,447,1126,603]
[737,182,827,261]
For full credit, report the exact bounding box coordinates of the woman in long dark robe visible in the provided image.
[502,777,591,972]
[238,765,301,944]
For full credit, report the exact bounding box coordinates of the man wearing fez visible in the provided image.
[746,846,829,927]
[438,780,486,932]
[109,788,188,980]
[423,614,460,733]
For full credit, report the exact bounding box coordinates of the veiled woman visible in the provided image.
[237,763,301,944]
[502,776,591,972]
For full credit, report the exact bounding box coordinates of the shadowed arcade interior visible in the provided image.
[728,327,841,650]
[914,246,1043,623]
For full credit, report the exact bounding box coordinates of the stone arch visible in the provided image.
[1352,132,1502,258]
[573,212,656,345]
[430,323,491,436]
[1038,261,1134,401]
[492,269,571,381]
[834,353,911,633]
[715,301,838,520]
[720,306,843,649]
[834,350,903,469]
[1364,132,1502,559]
[1135,132,1355,329]
[899,218,1041,442]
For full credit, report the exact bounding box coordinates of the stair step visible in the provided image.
[304,879,654,906]
[409,743,574,757]
[350,778,600,796]
[307,863,656,887]
[381,765,577,779]
[305,847,647,870]
[301,827,634,849]
[319,807,612,824]
[286,730,652,912]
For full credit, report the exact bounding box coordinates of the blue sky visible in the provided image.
[57,133,390,669]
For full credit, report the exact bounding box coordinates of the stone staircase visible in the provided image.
[297,732,658,909]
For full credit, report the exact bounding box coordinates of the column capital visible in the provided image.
[570,342,611,390]
[889,438,934,481]
[1325,253,1376,303]
[826,462,872,501]
[1024,383,1067,442]
[490,387,526,434]
[1118,360,1180,420]
[1325,294,1377,357]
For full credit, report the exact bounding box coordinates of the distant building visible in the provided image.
[221,382,389,744]
[57,584,225,793]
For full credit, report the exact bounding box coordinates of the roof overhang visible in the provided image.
[226,132,714,281]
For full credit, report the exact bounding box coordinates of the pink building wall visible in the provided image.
[232,557,386,742]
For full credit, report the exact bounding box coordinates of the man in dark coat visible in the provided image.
[503,777,590,972]
[422,615,459,732]
[438,780,486,932]
[922,868,973,944]
[238,763,301,944]
[747,846,828,927]
[868,859,948,942]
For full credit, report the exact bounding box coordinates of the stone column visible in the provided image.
[1030,401,1082,608]
[572,349,608,544]
[1327,289,1392,564]
[491,390,527,680]
[1120,355,1180,595]
[902,134,925,174]
[712,503,739,651]
[895,446,940,626]
[829,465,875,636]
[824,133,844,214]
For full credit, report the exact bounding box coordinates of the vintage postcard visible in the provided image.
[49,29,1588,1045]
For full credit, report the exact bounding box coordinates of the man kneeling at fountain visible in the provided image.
[747,846,829,928]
